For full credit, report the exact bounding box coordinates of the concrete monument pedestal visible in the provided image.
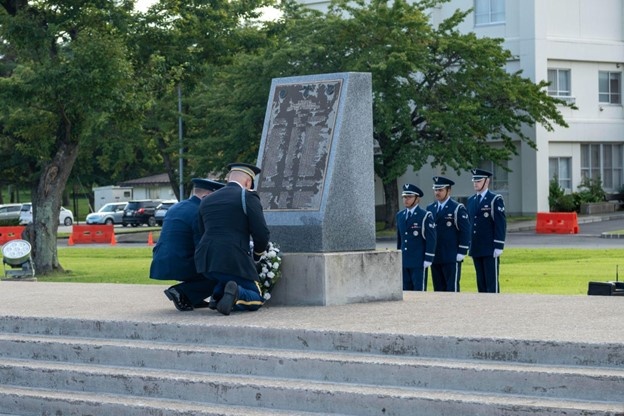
[269,250,402,306]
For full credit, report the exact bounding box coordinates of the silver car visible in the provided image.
[0,204,23,223]
[86,202,128,226]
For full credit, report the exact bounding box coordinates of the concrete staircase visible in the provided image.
[0,315,622,415]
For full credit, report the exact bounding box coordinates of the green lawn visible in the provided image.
[19,246,622,296]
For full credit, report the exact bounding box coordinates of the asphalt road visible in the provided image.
[379,218,624,250]
[58,218,624,249]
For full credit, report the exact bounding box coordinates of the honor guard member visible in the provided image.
[396,184,436,291]
[426,176,471,292]
[466,168,507,293]
[194,162,270,315]
[153,178,225,311]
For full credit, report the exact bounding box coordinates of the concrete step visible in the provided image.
[0,316,623,415]
[0,385,331,416]
[0,334,623,403]
[0,362,621,416]
[1,315,622,367]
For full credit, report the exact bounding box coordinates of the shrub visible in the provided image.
[0,219,21,227]
[548,176,565,211]
[575,177,606,203]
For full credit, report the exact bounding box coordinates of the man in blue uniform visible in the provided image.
[466,168,507,293]
[426,176,471,292]
[396,183,436,291]
[151,178,224,311]
[195,162,270,315]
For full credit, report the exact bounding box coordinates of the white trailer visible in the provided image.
[93,186,133,211]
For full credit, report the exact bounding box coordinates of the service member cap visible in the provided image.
[191,178,225,192]
[227,162,261,188]
[471,168,492,181]
[432,176,455,189]
[402,183,424,197]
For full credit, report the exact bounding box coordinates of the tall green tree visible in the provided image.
[0,0,142,273]
[130,0,275,199]
[196,0,572,228]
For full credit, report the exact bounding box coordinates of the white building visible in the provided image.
[300,0,624,215]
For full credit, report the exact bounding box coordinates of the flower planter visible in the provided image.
[579,202,617,215]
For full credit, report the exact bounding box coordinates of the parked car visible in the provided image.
[86,202,128,226]
[0,204,23,223]
[19,203,74,226]
[122,200,161,227]
[154,200,178,226]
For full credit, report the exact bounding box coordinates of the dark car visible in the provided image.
[122,200,161,227]
[154,200,178,226]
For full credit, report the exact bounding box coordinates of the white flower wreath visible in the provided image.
[257,242,282,301]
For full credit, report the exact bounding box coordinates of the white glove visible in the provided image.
[456,254,465,262]
[493,249,503,258]
[423,261,432,269]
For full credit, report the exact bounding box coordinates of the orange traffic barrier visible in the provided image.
[535,212,579,234]
[70,224,115,244]
[147,232,154,246]
[0,226,26,245]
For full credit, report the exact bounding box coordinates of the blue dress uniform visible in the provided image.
[426,177,471,292]
[396,184,436,291]
[467,169,507,293]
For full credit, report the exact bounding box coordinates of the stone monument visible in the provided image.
[256,72,401,306]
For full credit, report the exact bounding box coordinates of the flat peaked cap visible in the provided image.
[402,183,423,197]
[471,168,493,181]
[432,176,455,189]
[191,178,225,192]
[227,162,261,188]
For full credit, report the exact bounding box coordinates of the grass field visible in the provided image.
[19,246,623,296]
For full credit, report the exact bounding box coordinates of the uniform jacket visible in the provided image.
[150,196,202,281]
[396,205,436,267]
[194,182,270,281]
[466,190,506,257]
[426,198,470,264]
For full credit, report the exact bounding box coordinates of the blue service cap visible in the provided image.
[432,176,455,189]
[191,178,225,192]
[402,183,424,197]
[471,168,492,181]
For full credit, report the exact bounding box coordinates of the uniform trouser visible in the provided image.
[430,262,461,292]
[472,256,500,293]
[208,272,264,312]
[402,267,427,291]
[171,277,216,306]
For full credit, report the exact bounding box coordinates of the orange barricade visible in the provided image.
[0,226,26,245]
[535,212,579,234]
[70,224,115,244]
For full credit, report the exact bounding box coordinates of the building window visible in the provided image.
[548,157,571,191]
[581,144,623,191]
[598,71,621,104]
[547,69,571,97]
[475,0,505,25]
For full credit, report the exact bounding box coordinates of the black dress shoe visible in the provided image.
[217,281,238,316]
[164,288,193,311]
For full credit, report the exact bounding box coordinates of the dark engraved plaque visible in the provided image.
[257,80,343,211]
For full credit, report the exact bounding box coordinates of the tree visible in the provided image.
[0,0,142,274]
[130,0,275,198]
[196,0,572,228]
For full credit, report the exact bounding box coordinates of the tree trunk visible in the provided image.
[31,140,80,275]
[382,178,399,230]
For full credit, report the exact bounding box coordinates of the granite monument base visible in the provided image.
[269,250,402,306]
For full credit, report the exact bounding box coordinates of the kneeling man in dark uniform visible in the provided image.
[195,162,270,315]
